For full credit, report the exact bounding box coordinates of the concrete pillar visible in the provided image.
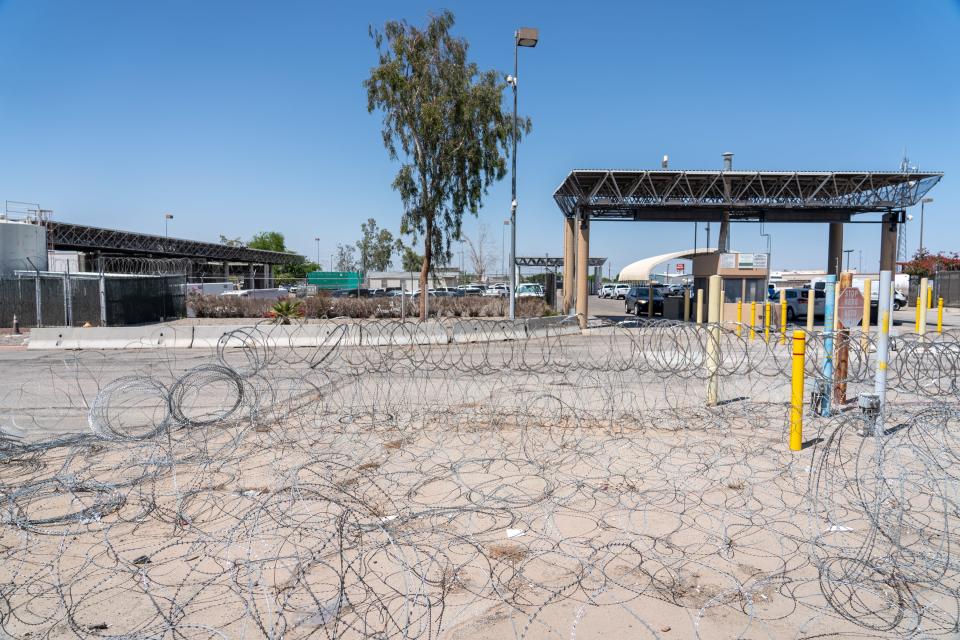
[827,223,843,275]
[264,264,272,288]
[248,263,255,289]
[879,212,899,274]
[593,265,601,295]
[562,216,575,314]
[224,262,230,280]
[576,215,590,329]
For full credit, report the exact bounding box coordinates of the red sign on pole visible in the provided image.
[836,288,865,328]
[676,263,685,273]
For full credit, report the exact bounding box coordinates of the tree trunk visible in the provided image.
[419,217,433,321]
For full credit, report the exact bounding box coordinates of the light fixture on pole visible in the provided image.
[508,26,538,321]
[920,197,933,253]
[315,237,321,266]
[164,213,174,237]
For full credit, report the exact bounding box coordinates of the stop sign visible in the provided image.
[836,287,865,328]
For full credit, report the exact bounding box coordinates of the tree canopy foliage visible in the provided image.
[247,231,288,253]
[365,10,528,318]
[901,249,960,278]
[356,218,395,272]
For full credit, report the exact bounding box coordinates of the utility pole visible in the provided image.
[843,249,854,271]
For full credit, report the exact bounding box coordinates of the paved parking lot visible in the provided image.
[588,293,959,332]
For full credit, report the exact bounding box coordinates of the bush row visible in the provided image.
[188,294,552,319]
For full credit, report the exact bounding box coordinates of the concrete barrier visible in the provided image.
[28,318,572,350]
[29,325,193,350]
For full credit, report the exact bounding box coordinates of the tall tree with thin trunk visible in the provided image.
[365,10,528,319]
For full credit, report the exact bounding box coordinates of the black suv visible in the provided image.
[625,285,665,316]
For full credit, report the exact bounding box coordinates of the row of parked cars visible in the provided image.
[771,286,908,321]
[599,283,689,300]
[328,283,546,299]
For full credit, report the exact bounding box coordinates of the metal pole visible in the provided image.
[706,275,722,406]
[919,277,929,335]
[508,36,519,321]
[820,274,837,416]
[920,199,925,253]
[874,270,892,423]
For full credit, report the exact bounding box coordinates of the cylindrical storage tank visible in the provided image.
[0,221,48,275]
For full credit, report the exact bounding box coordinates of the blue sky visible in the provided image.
[1,0,957,275]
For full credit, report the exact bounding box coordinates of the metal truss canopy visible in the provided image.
[515,256,606,268]
[553,169,943,222]
[45,221,302,265]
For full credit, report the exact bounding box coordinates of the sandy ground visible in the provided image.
[1,326,958,639]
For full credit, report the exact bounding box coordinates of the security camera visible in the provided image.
[506,74,516,86]
[906,214,914,221]
[511,199,518,211]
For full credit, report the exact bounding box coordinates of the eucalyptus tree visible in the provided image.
[365,10,529,319]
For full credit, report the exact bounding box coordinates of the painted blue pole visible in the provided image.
[821,275,836,416]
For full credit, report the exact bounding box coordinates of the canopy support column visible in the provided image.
[879,212,899,273]
[576,214,590,329]
[563,216,575,314]
[828,223,844,275]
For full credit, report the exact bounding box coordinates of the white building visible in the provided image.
[366,269,461,292]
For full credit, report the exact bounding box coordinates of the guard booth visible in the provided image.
[692,252,769,323]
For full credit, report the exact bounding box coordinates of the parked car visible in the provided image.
[483,284,509,297]
[612,284,630,299]
[331,288,374,298]
[599,284,615,299]
[516,283,545,298]
[625,285,665,316]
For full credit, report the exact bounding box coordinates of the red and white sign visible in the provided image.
[836,288,865,328]
[675,263,685,273]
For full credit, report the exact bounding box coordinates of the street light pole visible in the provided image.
[502,219,509,278]
[315,237,320,266]
[920,197,933,254]
[164,213,173,237]
[508,27,538,320]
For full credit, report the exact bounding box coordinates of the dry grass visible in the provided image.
[487,543,528,564]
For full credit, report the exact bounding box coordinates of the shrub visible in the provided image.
[187,293,552,320]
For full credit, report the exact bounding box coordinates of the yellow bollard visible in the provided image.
[915,297,922,333]
[779,290,787,345]
[749,301,756,341]
[806,288,815,334]
[938,297,944,333]
[789,330,806,451]
[860,279,872,351]
[736,299,743,336]
[696,288,704,324]
[764,300,771,342]
[928,287,933,309]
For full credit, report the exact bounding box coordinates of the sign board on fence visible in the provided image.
[837,287,865,328]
